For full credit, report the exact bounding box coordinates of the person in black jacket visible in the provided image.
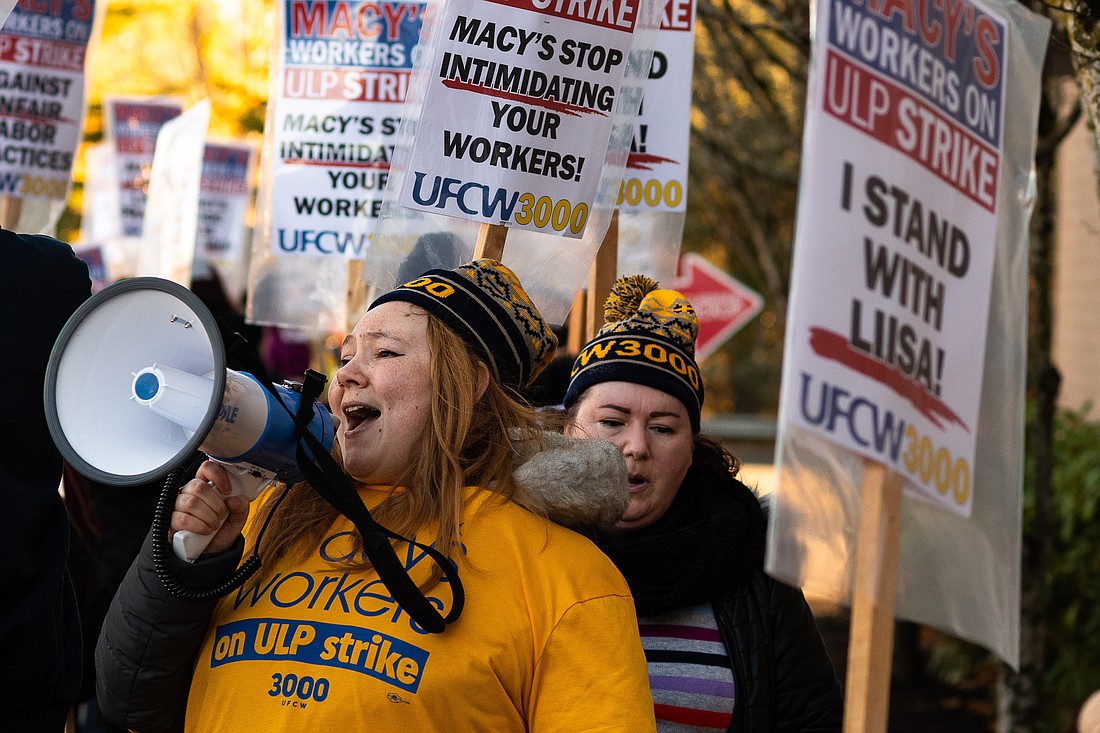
[1,228,92,730]
[563,274,844,732]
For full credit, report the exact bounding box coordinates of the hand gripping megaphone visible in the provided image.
[44,277,335,562]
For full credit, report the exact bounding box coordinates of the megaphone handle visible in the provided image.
[171,460,275,563]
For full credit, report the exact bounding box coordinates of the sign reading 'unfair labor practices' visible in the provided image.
[781,0,1008,517]
[617,0,693,214]
[271,0,424,259]
[0,0,96,202]
[399,0,640,237]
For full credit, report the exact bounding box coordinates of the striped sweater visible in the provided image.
[640,604,734,731]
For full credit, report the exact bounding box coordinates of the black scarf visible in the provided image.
[596,461,767,617]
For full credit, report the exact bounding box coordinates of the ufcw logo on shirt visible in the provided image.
[210,617,430,693]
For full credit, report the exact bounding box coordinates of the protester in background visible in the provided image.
[190,265,263,350]
[96,259,656,731]
[1,228,92,730]
[259,325,312,383]
[563,275,844,732]
[395,230,465,284]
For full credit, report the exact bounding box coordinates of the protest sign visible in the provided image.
[362,0,662,326]
[136,100,210,286]
[618,0,691,214]
[399,0,641,237]
[195,140,255,301]
[248,0,427,333]
[198,141,254,263]
[77,140,131,283]
[0,0,100,231]
[79,142,117,240]
[768,0,1050,673]
[104,96,184,238]
[268,0,423,260]
[616,0,694,283]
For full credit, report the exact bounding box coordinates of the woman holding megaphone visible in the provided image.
[95,259,656,731]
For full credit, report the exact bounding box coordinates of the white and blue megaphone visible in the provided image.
[44,277,335,562]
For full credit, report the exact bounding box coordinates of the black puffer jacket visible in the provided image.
[2,231,91,730]
[715,563,843,732]
[595,443,843,733]
[95,530,244,732]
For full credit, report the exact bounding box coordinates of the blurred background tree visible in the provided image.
[687,0,808,415]
[58,0,273,244]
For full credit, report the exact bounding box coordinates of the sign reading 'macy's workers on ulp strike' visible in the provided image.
[271,0,424,258]
[399,0,639,237]
[0,0,96,203]
[781,0,1007,517]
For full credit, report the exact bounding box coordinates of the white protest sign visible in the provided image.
[136,100,210,286]
[0,0,98,229]
[398,0,641,237]
[268,0,424,259]
[618,0,691,214]
[770,0,1050,668]
[615,0,694,283]
[104,96,183,237]
[79,141,119,240]
[78,141,130,283]
[198,140,254,263]
[780,0,1011,517]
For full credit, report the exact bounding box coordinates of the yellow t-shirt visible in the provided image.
[184,486,656,732]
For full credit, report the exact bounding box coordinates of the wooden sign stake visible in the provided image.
[566,290,586,356]
[584,209,619,341]
[843,460,904,733]
[474,222,508,260]
[0,195,22,230]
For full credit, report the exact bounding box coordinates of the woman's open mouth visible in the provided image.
[343,404,380,432]
[627,474,647,493]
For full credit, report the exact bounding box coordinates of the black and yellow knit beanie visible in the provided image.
[369,258,557,390]
[563,275,704,431]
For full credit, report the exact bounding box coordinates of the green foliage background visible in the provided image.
[1040,405,1100,730]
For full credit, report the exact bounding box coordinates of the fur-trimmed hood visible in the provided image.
[511,431,628,531]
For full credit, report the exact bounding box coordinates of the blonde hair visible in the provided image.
[245,313,545,586]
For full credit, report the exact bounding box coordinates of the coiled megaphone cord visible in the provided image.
[152,458,279,601]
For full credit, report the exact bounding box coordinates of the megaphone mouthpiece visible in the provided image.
[131,363,215,435]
